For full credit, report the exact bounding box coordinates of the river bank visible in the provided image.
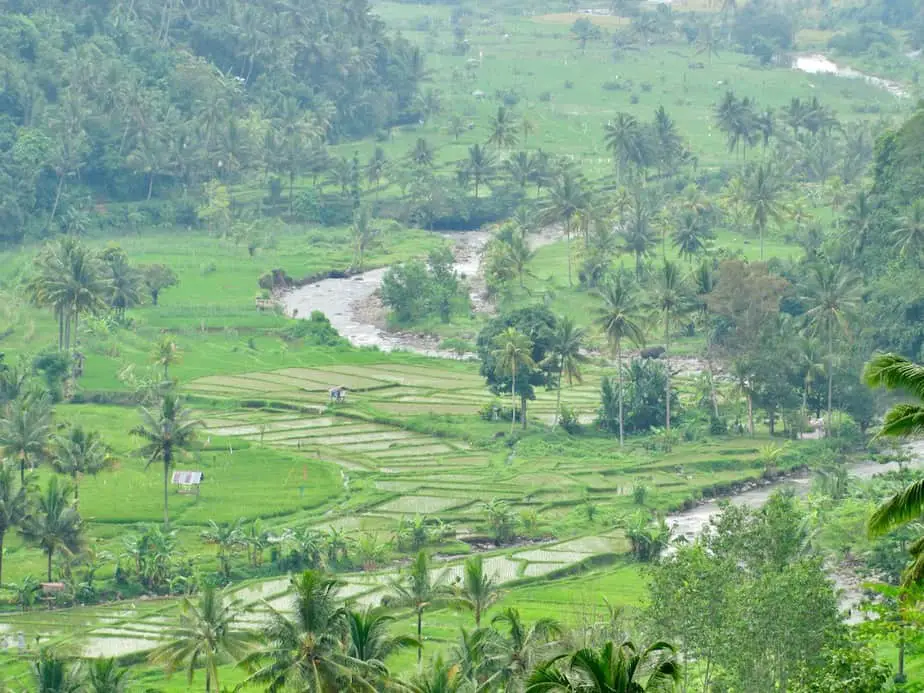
[281,225,562,355]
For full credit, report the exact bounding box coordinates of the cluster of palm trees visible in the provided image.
[28,237,164,351]
[134,557,680,692]
[0,379,115,583]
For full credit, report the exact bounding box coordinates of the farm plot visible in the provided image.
[377,495,468,514]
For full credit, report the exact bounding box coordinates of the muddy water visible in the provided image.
[281,226,561,355]
[792,53,909,98]
[668,441,924,621]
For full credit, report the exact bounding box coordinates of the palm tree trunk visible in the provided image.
[510,364,517,435]
[48,174,65,229]
[617,340,625,447]
[664,313,672,450]
[147,172,155,200]
[205,669,211,693]
[565,219,572,287]
[417,609,423,666]
[521,396,527,430]
[747,393,754,436]
[47,549,53,582]
[555,358,564,425]
[163,458,170,528]
[827,328,833,437]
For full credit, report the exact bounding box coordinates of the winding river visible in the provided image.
[792,53,909,98]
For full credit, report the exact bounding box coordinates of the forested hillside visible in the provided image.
[0,0,425,241]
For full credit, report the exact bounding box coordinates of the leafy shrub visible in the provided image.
[632,484,648,506]
[538,91,552,102]
[558,405,581,434]
[281,311,347,347]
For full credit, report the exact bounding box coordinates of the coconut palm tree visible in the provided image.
[150,585,254,693]
[542,170,591,287]
[346,607,418,675]
[51,425,112,508]
[671,211,709,262]
[462,144,497,199]
[843,189,874,259]
[864,354,924,583]
[596,278,645,446]
[28,237,110,352]
[650,262,692,448]
[200,519,244,580]
[32,651,84,693]
[455,555,502,628]
[505,152,536,190]
[488,106,519,150]
[604,113,644,184]
[132,391,202,527]
[401,655,471,693]
[745,162,786,260]
[0,461,29,584]
[152,336,181,381]
[794,336,825,415]
[526,640,680,692]
[20,475,83,582]
[502,228,536,288]
[620,199,657,280]
[492,608,563,689]
[893,199,924,261]
[389,551,451,666]
[101,248,143,321]
[0,391,52,483]
[491,328,537,433]
[85,657,129,693]
[242,570,373,692]
[799,263,862,433]
[543,318,588,426]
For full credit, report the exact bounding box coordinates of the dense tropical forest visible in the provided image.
[2,0,924,690]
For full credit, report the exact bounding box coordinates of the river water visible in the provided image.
[792,53,909,98]
[669,440,924,622]
[282,226,560,355]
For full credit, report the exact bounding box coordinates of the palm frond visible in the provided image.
[878,404,924,439]
[865,353,924,401]
[868,478,924,536]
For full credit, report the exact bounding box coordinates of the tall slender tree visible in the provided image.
[799,264,862,433]
[132,391,201,527]
[150,586,254,693]
[542,170,591,287]
[491,328,537,433]
[487,107,519,150]
[51,426,111,508]
[455,555,502,628]
[20,475,84,582]
[242,570,373,691]
[389,551,450,666]
[596,278,646,446]
[346,608,418,674]
[650,262,692,448]
[0,461,29,584]
[543,318,588,426]
[0,392,52,483]
[893,199,924,261]
[745,163,785,260]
